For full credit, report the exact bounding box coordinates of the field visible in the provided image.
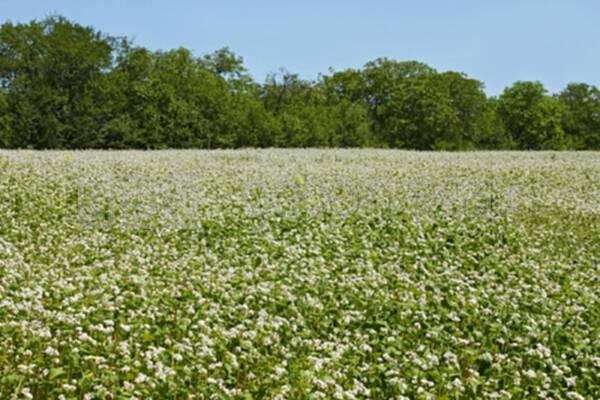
[0,150,598,399]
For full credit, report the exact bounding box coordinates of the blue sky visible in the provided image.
[3,0,599,95]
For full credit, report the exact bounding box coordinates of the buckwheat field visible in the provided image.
[0,150,598,400]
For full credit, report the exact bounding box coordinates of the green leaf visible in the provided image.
[49,367,66,379]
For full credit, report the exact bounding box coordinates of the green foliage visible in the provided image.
[558,83,600,149]
[0,15,598,150]
[497,81,567,150]
[261,71,332,147]
[0,90,9,147]
[201,46,247,82]
[0,15,118,149]
[110,47,231,148]
[430,72,492,150]
[476,98,514,149]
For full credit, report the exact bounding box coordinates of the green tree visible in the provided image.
[0,15,120,148]
[2,14,598,150]
[261,71,333,147]
[361,59,436,145]
[325,61,447,148]
[378,74,450,149]
[107,47,232,148]
[497,81,566,149]
[202,47,246,81]
[218,90,279,148]
[558,83,600,149]
[320,71,374,147]
[328,99,373,147]
[0,89,9,147]
[94,46,154,148]
[202,49,279,148]
[322,68,367,104]
[430,72,493,150]
[476,97,514,149]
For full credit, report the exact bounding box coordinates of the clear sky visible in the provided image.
[2,0,599,95]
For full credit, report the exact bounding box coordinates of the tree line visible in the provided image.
[0,16,598,150]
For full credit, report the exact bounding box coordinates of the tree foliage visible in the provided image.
[497,81,566,150]
[0,16,597,150]
[558,83,600,149]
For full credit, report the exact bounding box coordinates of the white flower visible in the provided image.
[62,384,77,392]
[524,369,537,379]
[135,373,149,384]
[21,388,33,399]
[45,346,60,357]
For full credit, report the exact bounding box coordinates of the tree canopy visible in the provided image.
[0,16,598,150]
